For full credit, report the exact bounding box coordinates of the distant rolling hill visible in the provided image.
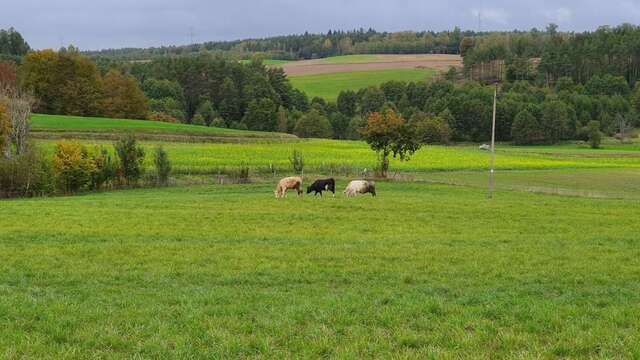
[30,114,298,143]
[279,54,461,100]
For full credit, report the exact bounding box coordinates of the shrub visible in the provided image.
[346,116,366,140]
[511,109,545,145]
[243,98,277,131]
[154,145,171,186]
[0,144,53,198]
[195,100,215,126]
[210,117,226,128]
[293,110,333,138]
[90,147,117,190]
[236,163,250,184]
[191,113,205,126]
[229,121,248,131]
[114,135,145,185]
[52,141,96,193]
[289,149,304,175]
[411,112,452,144]
[147,111,178,123]
[586,120,602,149]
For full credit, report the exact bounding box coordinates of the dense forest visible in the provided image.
[85,28,471,61]
[2,25,640,147]
[463,24,640,87]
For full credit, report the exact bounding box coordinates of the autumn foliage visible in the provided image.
[100,70,148,119]
[361,108,421,176]
[0,98,10,154]
[21,48,148,119]
[52,141,96,193]
[0,61,17,90]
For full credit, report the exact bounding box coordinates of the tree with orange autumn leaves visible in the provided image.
[21,48,148,119]
[360,108,421,176]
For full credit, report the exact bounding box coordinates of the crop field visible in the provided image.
[2,180,640,358]
[281,54,462,76]
[36,138,640,178]
[289,68,438,100]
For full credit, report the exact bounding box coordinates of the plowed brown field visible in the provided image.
[281,54,462,76]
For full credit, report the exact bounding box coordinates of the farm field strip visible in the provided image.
[2,182,640,357]
[36,139,640,176]
[281,54,462,75]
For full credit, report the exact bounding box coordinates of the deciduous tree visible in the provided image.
[100,70,149,119]
[361,108,421,176]
[293,109,332,138]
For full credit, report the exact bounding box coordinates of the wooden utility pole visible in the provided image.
[488,83,497,199]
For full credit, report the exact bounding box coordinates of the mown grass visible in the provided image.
[31,114,294,139]
[289,68,437,100]
[2,182,640,358]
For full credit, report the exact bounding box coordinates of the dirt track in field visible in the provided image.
[281,54,463,76]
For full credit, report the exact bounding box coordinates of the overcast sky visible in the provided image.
[3,0,640,50]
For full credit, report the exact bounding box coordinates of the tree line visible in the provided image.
[5,46,640,147]
[85,28,471,61]
[462,23,640,87]
[3,25,640,148]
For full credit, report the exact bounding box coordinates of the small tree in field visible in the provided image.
[52,141,96,193]
[114,135,145,185]
[154,145,171,186]
[586,120,602,149]
[289,149,304,175]
[360,108,421,177]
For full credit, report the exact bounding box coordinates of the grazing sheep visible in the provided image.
[274,176,303,198]
[344,180,376,197]
[307,178,336,197]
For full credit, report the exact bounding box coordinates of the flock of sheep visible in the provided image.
[274,177,376,198]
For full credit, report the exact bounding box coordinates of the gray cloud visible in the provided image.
[2,0,639,50]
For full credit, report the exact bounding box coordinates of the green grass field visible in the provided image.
[2,181,640,357]
[6,112,640,357]
[31,114,295,140]
[289,68,437,100]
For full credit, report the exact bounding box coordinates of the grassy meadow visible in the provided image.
[31,114,295,140]
[5,111,640,357]
[289,68,437,100]
[2,181,640,358]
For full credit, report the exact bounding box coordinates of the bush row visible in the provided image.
[0,135,171,198]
